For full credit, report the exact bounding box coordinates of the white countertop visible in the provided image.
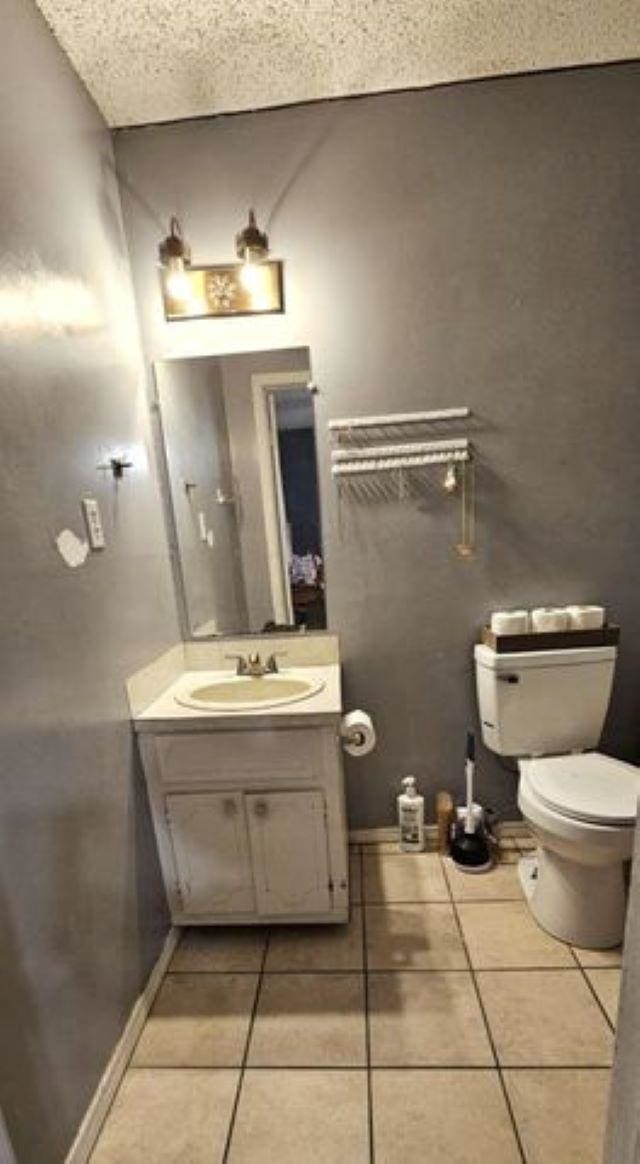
[133,664,342,733]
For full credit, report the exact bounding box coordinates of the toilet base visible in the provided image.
[524,847,626,949]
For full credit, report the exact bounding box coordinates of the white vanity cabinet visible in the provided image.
[137,722,349,925]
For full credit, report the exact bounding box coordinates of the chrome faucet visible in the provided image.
[225,651,285,677]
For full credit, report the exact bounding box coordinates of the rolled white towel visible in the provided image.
[565,605,605,630]
[490,610,529,635]
[531,607,569,633]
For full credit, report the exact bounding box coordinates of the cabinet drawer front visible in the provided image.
[156,729,323,786]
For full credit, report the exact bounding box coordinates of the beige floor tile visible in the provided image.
[90,1068,239,1164]
[458,901,574,969]
[361,841,401,854]
[496,824,531,840]
[443,858,524,901]
[572,944,622,968]
[131,973,257,1067]
[366,903,467,970]
[372,1069,521,1163]
[477,970,614,1066]
[350,851,362,904]
[227,1069,369,1163]
[586,968,621,1026]
[368,971,493,1066]
[496,848,520,865]
[516,837,538,851]
[497,837,519,850]
[247,972,366,1066]
[504,1069,611,1164]
[265,908,363,971]
[170,926,266,972]
[363,853,450,903]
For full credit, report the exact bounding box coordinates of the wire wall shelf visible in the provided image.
[328,407,475,556]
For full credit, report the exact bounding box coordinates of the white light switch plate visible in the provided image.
[82,497,105,549]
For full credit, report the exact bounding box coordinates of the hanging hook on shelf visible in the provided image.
[443,461,458,494]
[455,459,476,558]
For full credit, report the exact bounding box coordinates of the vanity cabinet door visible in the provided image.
[246,790,331,916]
[165,792,255,915]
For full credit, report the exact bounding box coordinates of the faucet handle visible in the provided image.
[265,651,287,673]
[225,653,248,675]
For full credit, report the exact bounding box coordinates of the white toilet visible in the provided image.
[475,642,640,948]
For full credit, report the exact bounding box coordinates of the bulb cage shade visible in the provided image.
[158,216,191,268]
[235,209,269,262]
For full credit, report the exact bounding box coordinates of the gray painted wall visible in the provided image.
[155,357,248,634]
[114,63,640,829]
[0,2,179,1159]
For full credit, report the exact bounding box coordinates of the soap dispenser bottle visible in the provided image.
[397,776,425,852]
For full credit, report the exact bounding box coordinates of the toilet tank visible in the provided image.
[474,644,617,757]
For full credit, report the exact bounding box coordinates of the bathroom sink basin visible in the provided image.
[175,672,325,712]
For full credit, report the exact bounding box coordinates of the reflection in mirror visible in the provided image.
[154,348,326,638]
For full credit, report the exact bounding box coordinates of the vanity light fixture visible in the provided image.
[159,209,283,321]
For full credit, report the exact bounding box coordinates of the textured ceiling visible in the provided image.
[36,0,640,127]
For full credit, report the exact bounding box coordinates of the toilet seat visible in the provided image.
[522,751,640,826]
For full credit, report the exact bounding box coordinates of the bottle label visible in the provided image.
[400,805,422,844]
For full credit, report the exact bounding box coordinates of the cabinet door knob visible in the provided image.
[223,798,237,816]
[254,800,268,818]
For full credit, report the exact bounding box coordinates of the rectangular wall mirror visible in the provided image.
[154,347,326,638]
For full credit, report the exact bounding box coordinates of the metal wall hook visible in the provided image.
[97,455,134,480]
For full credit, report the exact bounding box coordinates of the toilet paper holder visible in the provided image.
[340,710,376,757]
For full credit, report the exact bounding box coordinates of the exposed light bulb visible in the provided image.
[158,216,192,303]
[238,260,271,309]
[163,257,192,303]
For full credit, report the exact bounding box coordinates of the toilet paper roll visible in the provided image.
[341,710,376,757]
[490,610,530,635]
[531,607,569,633]
[565,605,605,630]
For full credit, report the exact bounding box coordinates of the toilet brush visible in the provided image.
[450,731,492,873]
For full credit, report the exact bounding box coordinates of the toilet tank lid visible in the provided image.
[521,752,640,825]
[474,643,617,671]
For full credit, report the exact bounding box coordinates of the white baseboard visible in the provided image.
[65,926,179,1164]
[349,826,437,844]
[349,821,527,844]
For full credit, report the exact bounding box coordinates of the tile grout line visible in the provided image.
[221,932,270,1163]
[166,964,603,975]
[361,848,375,1164]
[127,1061,615,1072]
[569,946,618,1037]
[444,861,528,1164]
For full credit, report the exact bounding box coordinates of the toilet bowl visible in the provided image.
[517,752,638,947]
[474,642,640,948]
